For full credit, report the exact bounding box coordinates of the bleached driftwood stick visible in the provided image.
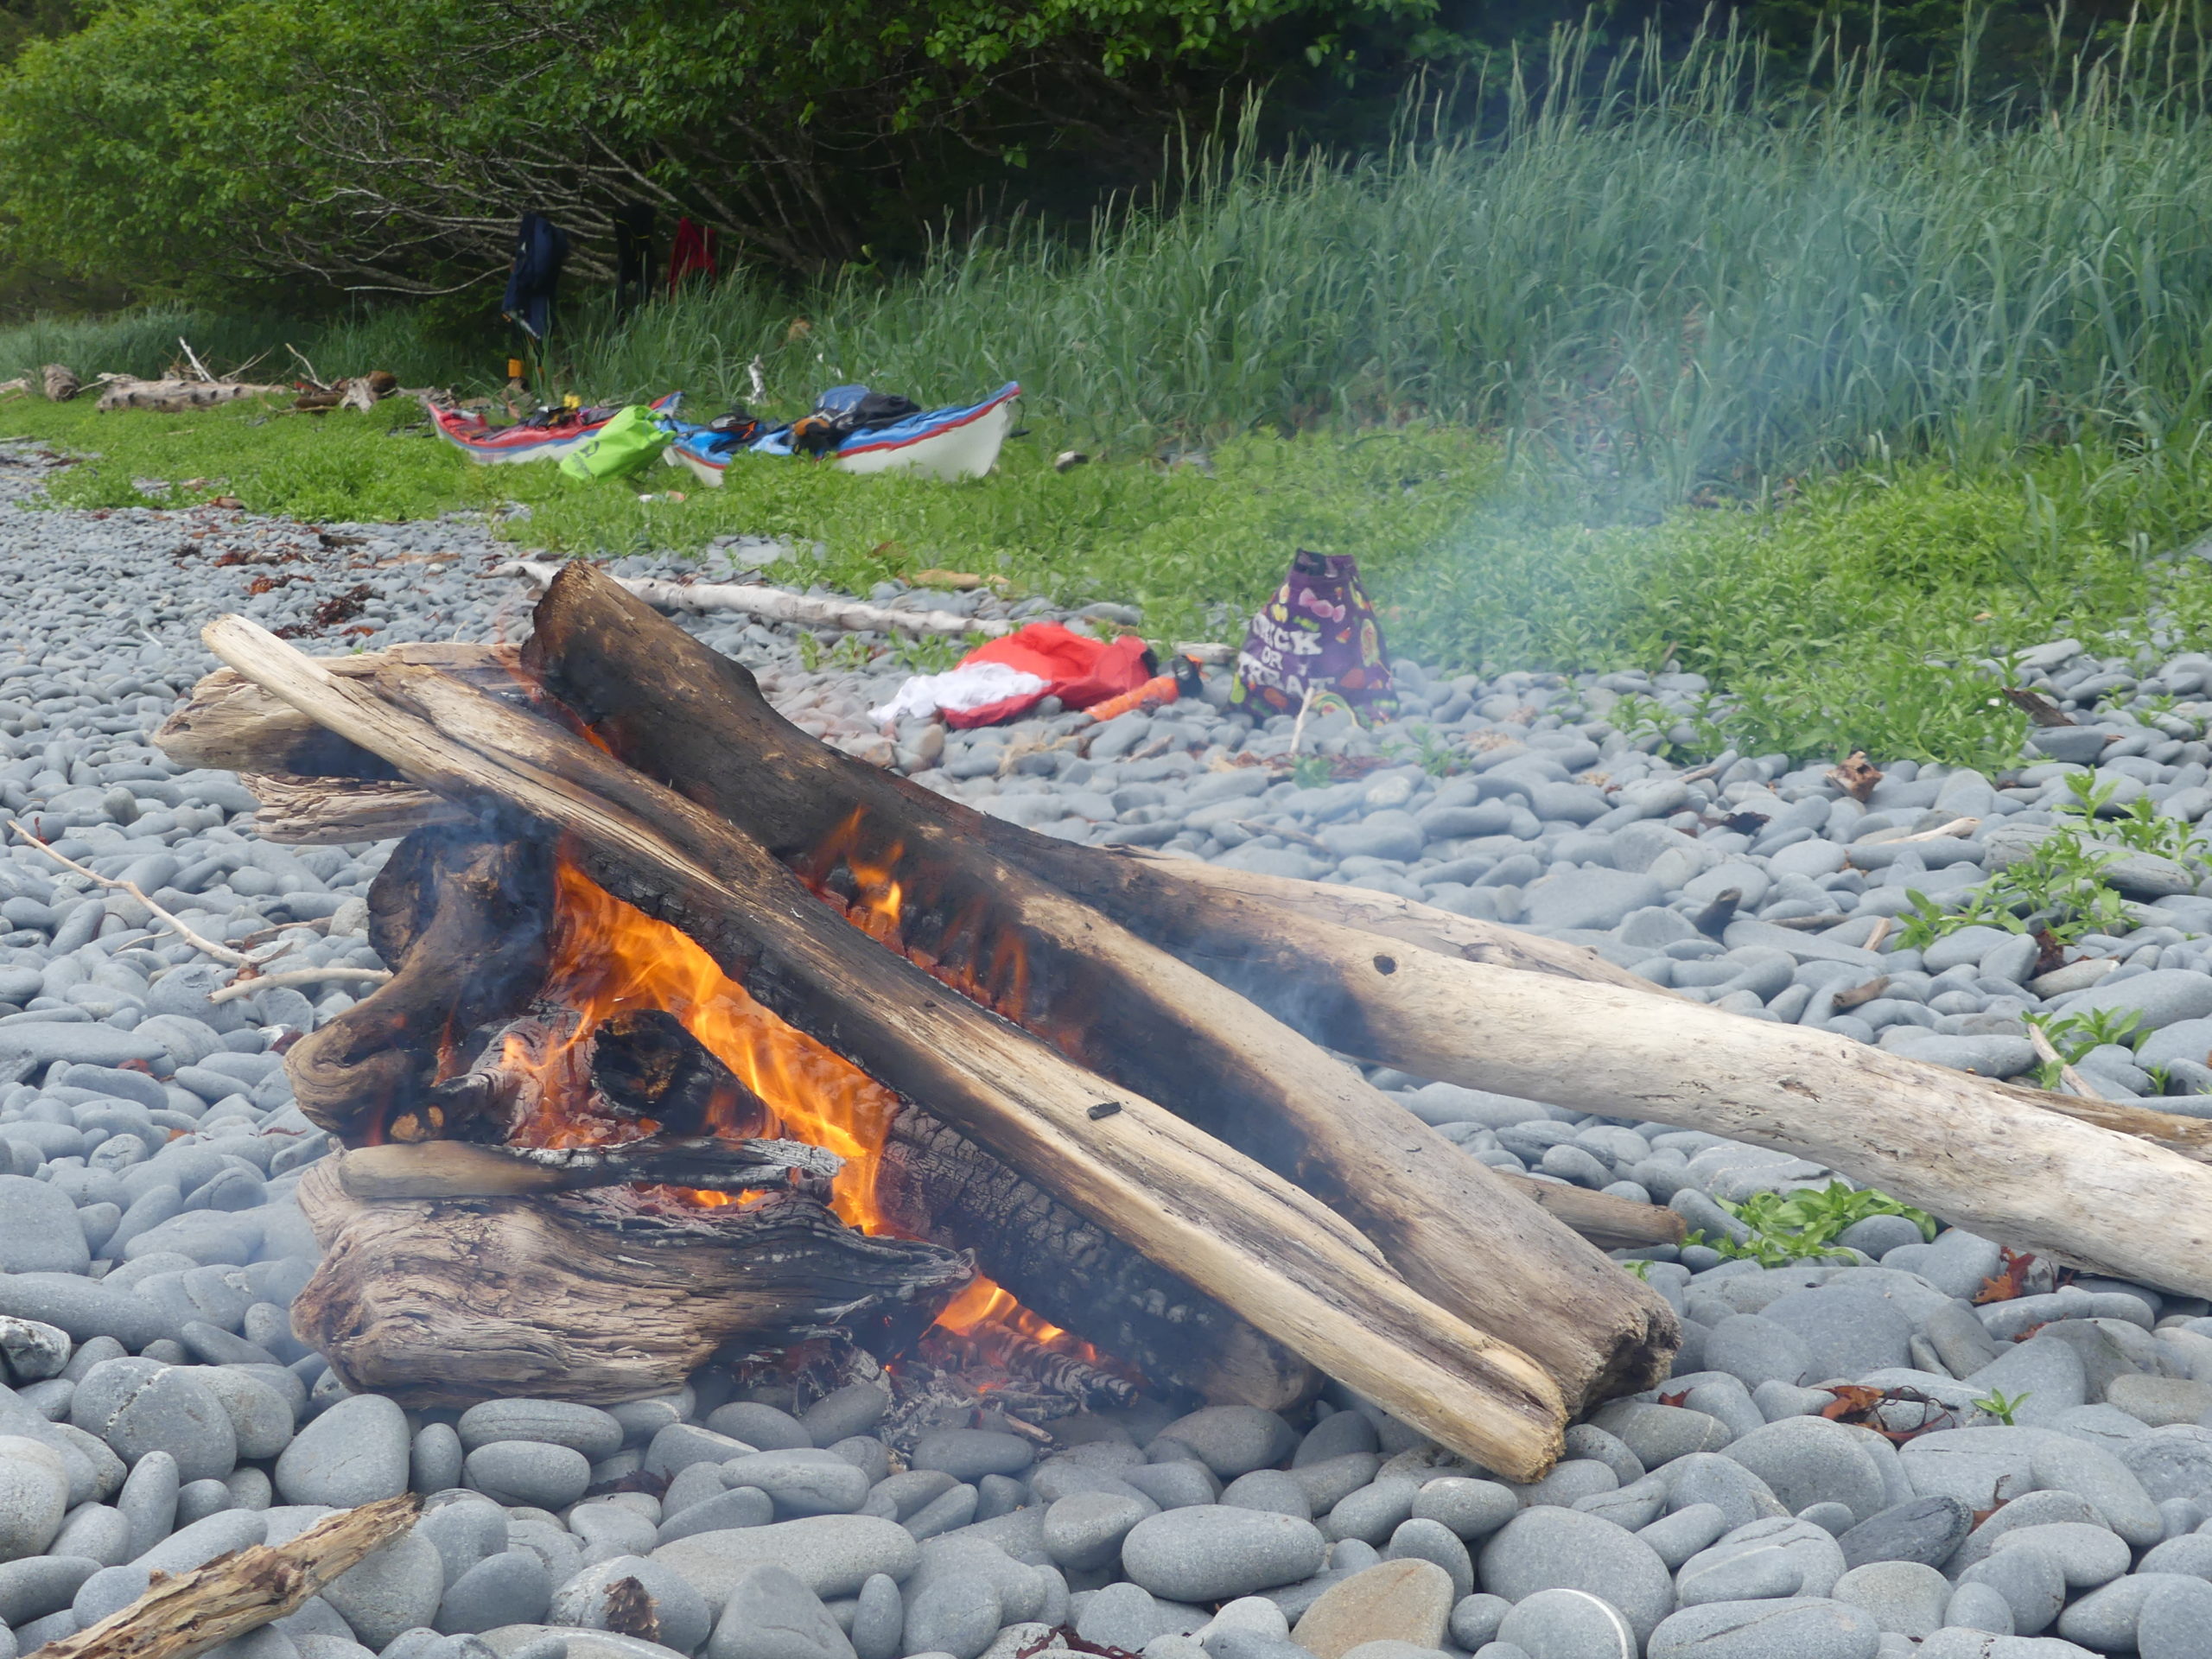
[207,967,393,1006]
[498,559,1016,640]
[6,818,254,968]
[34,1494,420,1659]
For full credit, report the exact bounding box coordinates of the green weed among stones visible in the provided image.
[1690,1183,1937,1267]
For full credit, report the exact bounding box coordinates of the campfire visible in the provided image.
[156,561,2212,1484]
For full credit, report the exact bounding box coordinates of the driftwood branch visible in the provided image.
[207,966,395,1006]
[334,1135,842,1198]
[499,559,1018,640]
[7,818,254,967]
[34,1494,421,1659]
[292,1160,970,1407]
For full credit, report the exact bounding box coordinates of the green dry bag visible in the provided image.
[559,405,672,480]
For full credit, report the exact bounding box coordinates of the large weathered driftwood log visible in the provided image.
[207,615,1576,1478]
[34,1494,420,1659]
[94,376,288,413]
[294,1159,971,1405]
[524,564,1678,1408]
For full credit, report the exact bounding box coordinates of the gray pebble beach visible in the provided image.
[5,437,2212,1659]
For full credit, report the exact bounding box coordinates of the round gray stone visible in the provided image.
[1382,1520,1471,1602]
[2138,1576,2212,1659]
[1120,1507,1327,1602]
[1408,1478,1516,1541]
[0,1175,91,1274]
[1044,1493,1150,1572]
[1990,1523,2128,1589]
[435,1552,552,1636]
[323,1531,445,1650]
[550,1556,710,1656]
[704,1562,856,1659]
[651,1516,921,1610]
[74,1364,235,1483]
[1149,1409,1297,1480]
[1723,1418,1890,1525]
[1834,1497,1970,1571]
[1218,1471,1311,1520]
[702,1406,811,1456]
[456,1402,623,1460]
[276,1395,410,1507]
[660,1490,777,1548]
[850,1574,901,1659]
[0,1439,70,1560]
[1478,1509,1675,1643]
[907,1431,1034,1484]
[1646,1598,1880,1659]
[717,1453,868,1518]
[1827,1563,1948,1638]
[463,1443,592,1511]
[1494,1589,1637,1659]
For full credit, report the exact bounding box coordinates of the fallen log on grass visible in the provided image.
[34,1494,419,1659]
[94,377,288,414]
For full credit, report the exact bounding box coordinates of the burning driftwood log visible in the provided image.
[296,872,1319,1410]
[183,610,1651,1481]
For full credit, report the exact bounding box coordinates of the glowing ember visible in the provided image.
[494,856,1103,1364]
[804,810,1034,1029]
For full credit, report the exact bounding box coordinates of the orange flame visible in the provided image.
[804,810,1034,1033]
[504,858,1098,1363]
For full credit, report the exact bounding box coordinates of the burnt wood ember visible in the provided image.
[199,616,1581,1478]
[283,826,552,1144]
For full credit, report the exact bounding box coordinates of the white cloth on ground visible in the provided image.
[868,661,1049,724]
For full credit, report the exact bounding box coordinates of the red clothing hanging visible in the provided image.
[669,217,718,291]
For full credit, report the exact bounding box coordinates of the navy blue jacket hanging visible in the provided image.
[502,213,569,341]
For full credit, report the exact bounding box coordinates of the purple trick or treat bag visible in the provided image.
[1230,549,1397,721]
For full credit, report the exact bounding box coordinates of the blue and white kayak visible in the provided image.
[664,384,1020,486]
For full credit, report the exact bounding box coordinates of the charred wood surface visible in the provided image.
[208,616,1575,1478]
[874,1103,1319,1410]
[282,828,552,1143]
[292,1158,971,1407]
[524,564,1676,1411]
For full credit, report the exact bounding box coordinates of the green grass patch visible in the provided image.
[16,393,2212,775]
